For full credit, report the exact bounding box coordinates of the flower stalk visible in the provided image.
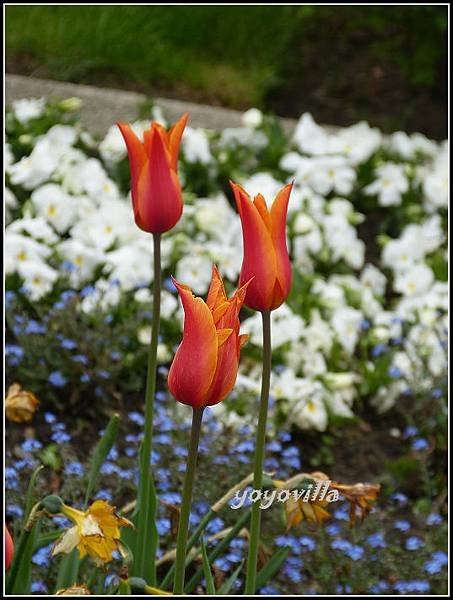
[173,406,205,594]
[134,232,161,582]
[245,309,272,594]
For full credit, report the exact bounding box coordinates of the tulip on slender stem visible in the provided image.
[230,181,293,594]
[117,114,189,582]
[168,267,250,594]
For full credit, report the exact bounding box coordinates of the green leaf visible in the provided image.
[217,561,244,594]
[200,534,216,595]
[255,546,290,591]
[142,473,158,584]
[34,529,63,551]
[7,464,45,594]
[55,549,80,592]
[84,413,120,507]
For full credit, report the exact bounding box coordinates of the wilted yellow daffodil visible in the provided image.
[56,584,91,595]
[51,500,133,566]
[330,481,381,527]
[5,383,39,423]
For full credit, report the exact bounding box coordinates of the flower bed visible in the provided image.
[5,96,448,595]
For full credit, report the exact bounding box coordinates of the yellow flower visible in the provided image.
[56,584,91,595]
[51,500,133,566]
[5,383,39,423]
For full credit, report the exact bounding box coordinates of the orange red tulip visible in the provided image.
[168,266,250,409]
[5,524,14,570]
[230,181,293,311]
[117,113,189,233]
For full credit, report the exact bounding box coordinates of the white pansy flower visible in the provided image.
[31,183,78,233]
[241,304,304,349]
[242,108,263,128]
[5,232,51,275]
[182,127,212,164]
[364,162,409,207]
[103,242,153,291]
[58,239,105,287]
[293,113,330,155]
[360,264,387,296]
[394,264,434,297]
[289,394,328,432]
[175,253,213,295]
[19,260,58,300]
[331,306,363,354]
[7,216,59,245]
[12,97,45,123]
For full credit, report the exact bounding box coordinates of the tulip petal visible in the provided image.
[137,128,183,233]
[217,328,233,347]
[231,182,277,311]
[206,265,227,310]
[117,122,147,206]
[168,280,218,408]
[168,112,189,171]
[270,182,293,308]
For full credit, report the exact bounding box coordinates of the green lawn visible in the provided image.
[6,5,447,136]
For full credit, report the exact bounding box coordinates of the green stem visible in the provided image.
[135,232,161,581]
[173,406,205,594]
[245,310,272,594]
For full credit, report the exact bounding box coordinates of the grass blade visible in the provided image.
[84,413,120,507]
[255,546,290,591]
[217,561,244,595]
[200,534,216,595]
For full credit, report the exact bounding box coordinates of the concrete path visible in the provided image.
[6,74,297,136]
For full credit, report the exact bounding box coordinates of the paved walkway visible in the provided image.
[6,74,297,136]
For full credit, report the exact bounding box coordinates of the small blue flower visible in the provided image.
[6,504,23,518]
[51,431,71,443]
[95,490,113,501]
[73,354,89,364]
[366,532,386,548]
[49,371,68,387]
[32,544,52,566]
[345,544,364,560]
[300,536,316,551]
[371,343,387,357]
[65,462,84,476]
[31,581,48,593]
[412,438,429,451]
[405,536,424,551]
[80,284,95,297]
[44,412,57,424]
[426,513,443,526]
[390,492,408,505]
[128,411,145,426]
[388,366,402,378]
[21,438,42,452]
[361,318,371,330]
[259,586,280,595]
[25,320,46,334]
[431,388,443,398]
[394,519,411,532]
[61,338,77,350]
[156,518,171,536]
[110,351,121,360]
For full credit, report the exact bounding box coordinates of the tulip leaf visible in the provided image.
[84,413,120,507]
[255,546,290,591]
[217,561,244,595]
[200,534,216,595]
[23,464,44,523]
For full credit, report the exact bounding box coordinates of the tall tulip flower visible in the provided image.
[117,113,188,233]
[117,112,188,583]
[230,181,293,311]
[231,180,294,593]
[168,266,249,409]
[170,267,250,594]
[5,525,14,570]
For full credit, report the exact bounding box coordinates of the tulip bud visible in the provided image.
[117,113,188,233]
[231,181,293,311]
